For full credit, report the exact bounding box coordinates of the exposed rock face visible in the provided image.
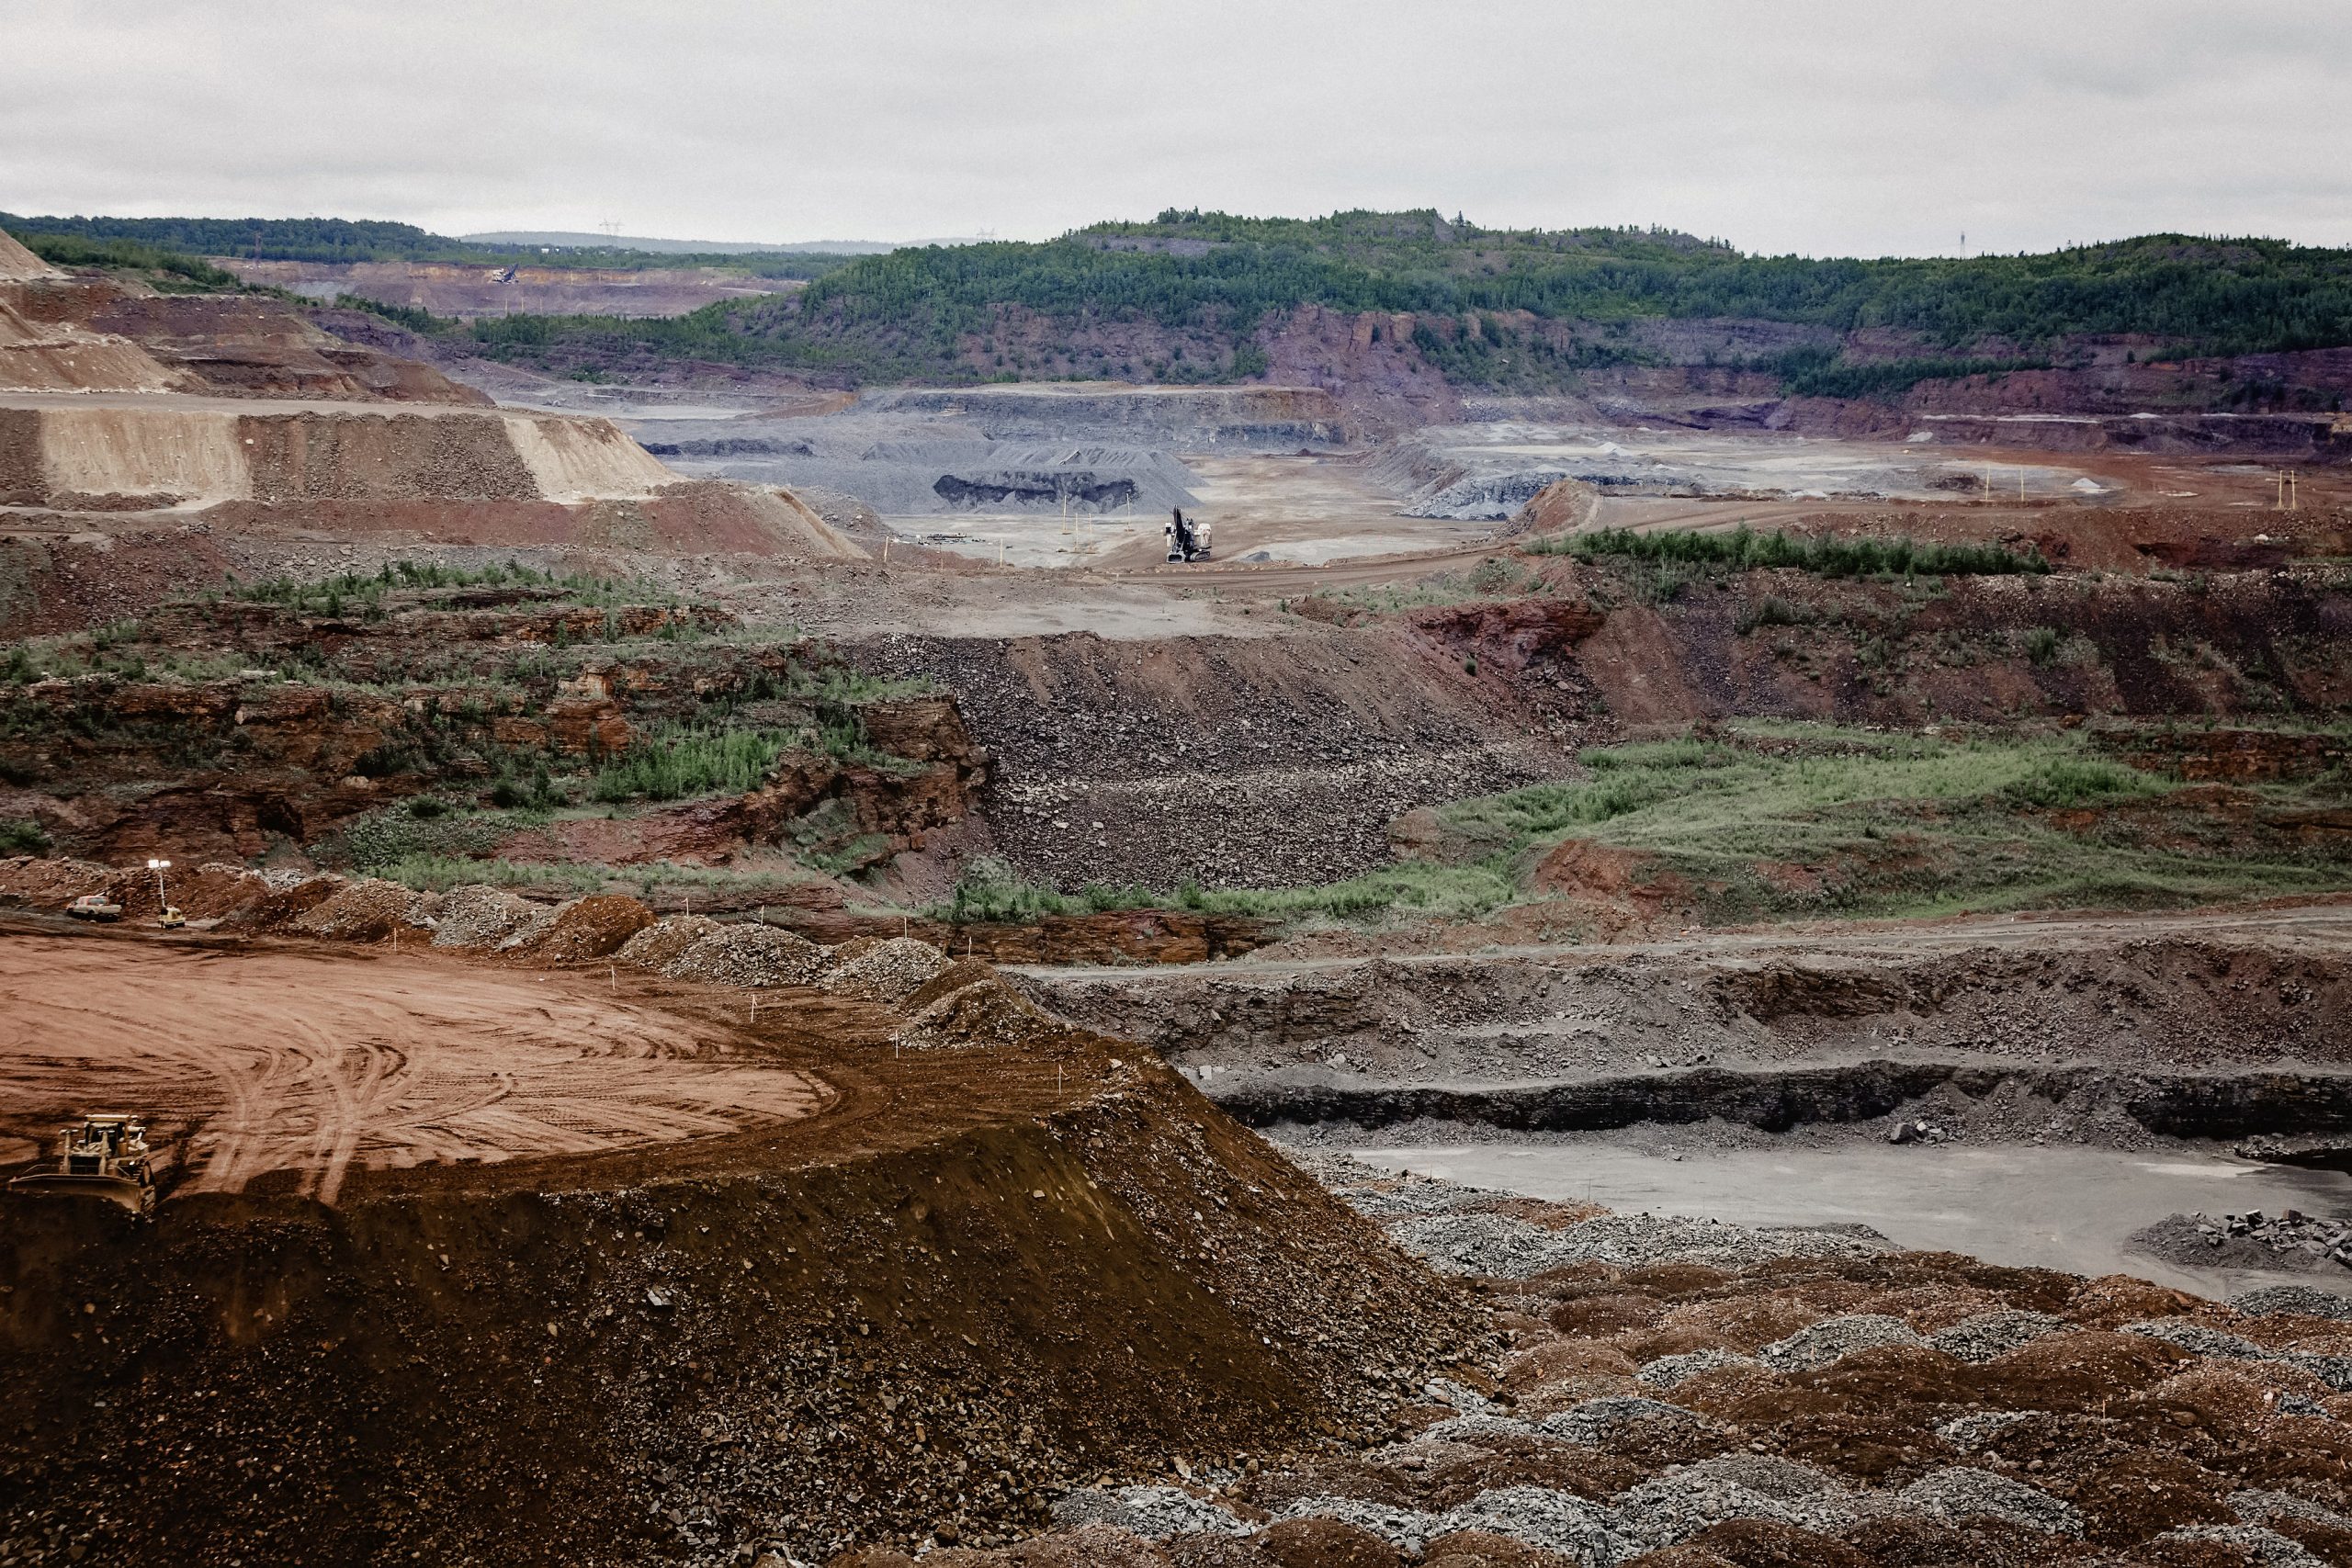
[1410,600,1606,676]
[1261,304,1462,435]
[856,384,1351,448]
[0,271,483,402]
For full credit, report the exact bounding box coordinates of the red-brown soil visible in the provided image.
[0,933,830,1201]
[0,921,1487,1565]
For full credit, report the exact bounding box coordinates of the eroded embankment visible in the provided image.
[1019,908,2352,1149]
[0,945,1484,1567]
[1213,1058,2352,1145]
[1022,913,2352,1083]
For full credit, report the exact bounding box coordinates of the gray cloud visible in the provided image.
[3,0,2346,254]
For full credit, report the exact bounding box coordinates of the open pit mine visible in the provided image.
[5,213,2352,1568]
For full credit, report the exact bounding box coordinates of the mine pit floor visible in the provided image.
[1344,1139,2352,1300]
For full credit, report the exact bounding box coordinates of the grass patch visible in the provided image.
[591,728,789,802]
[220,558,678,616]
[1526,524,2049,578]
[933,853,1515,926]
[1444,723,2345,921]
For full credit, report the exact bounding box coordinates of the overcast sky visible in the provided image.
[6,0,2348,257]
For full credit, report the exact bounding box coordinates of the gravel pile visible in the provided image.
[1439,1486,1623,1562]
[1538,1395,1713,1447]
[892,976,1055,1052]
[662,924,831,987]
[429,884,544,949]
[1050,1485,1251,1540]
[1927,1310,2067,1363]
[2233,1490,2352,1532]
[1535,1213,1889,1270]
[1757,1314,1921,1371]
[1424,1376,1494,1412]
[1678,1452,1848,1504]
[1608,1469,1829,1551]
[1341,1181,1510,1220]
[1419,1412,1544,1446]
[616,915,722,971]
[493,900,563,953]
[1386,1211,1589,1278]
[1936,1411,2031,1451]
[2233,1284,2352,1319]
[1272,1496,1444,1551]
[2138,1208,2352,1273]
[2119,1318,2352,1391]
[1899,1467,2083,1536]
[1385,1209,1887,1280]
[2289,1353,2352,1392]
[2121,1318,2269,1361]
[1636,1349,1756,1391]
[292,877,424,941]
[820,936,952,1005]
[2156,1523,2327,1567]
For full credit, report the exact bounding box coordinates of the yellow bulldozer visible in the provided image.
[8,1114,156,1216]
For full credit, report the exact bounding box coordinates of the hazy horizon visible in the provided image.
[6,0,2349,259]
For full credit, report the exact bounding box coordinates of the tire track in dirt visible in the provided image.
[0,935,831,1202]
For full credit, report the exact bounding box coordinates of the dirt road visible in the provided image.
[0,933,828,1203]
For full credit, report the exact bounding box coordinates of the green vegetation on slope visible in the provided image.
[937,725,2352,930]
[2,213,854,278]
[1528,525,2051,579]
[1448,725,2349,920]
[8,231,244,291]
[448,208,2352,389]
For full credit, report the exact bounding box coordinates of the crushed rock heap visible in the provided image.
[867,1157,2352,1567]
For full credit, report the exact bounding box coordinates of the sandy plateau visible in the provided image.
[0,933,828,1202]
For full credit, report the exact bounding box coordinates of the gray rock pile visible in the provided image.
[661,923,830,987]
[430,884,545,949]
[1927,1309,2066,1362]
[614,915,724,971]
[2156,1523,2327,1567]
[2233,1283,2352,1319]
[820,937,952,1005]
[1899,1467,2084,1535]
[1271,1496,1443,1551]
[1050,1485,1251,1540]
[1384,1207,1890,1280]
[1757,1314,1920,1371]
[2188,1208,2352,1268]
[1636,1349,1756,1391]
[1539,1395,1714,1447]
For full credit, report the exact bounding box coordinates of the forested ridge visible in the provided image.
[0,212,851,278]
[18,207,2352,391]
[454,209,2352,388]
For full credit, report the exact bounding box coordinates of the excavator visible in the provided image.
[1165,507,1213,563]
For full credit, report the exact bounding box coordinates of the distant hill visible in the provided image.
[460,231,898,256]
[0,213,856,276]
[451,208,2352,399]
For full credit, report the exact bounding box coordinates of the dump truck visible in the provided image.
[1165,507,1213,563]
[66,893,122,922]
[8,1114,156,1216]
